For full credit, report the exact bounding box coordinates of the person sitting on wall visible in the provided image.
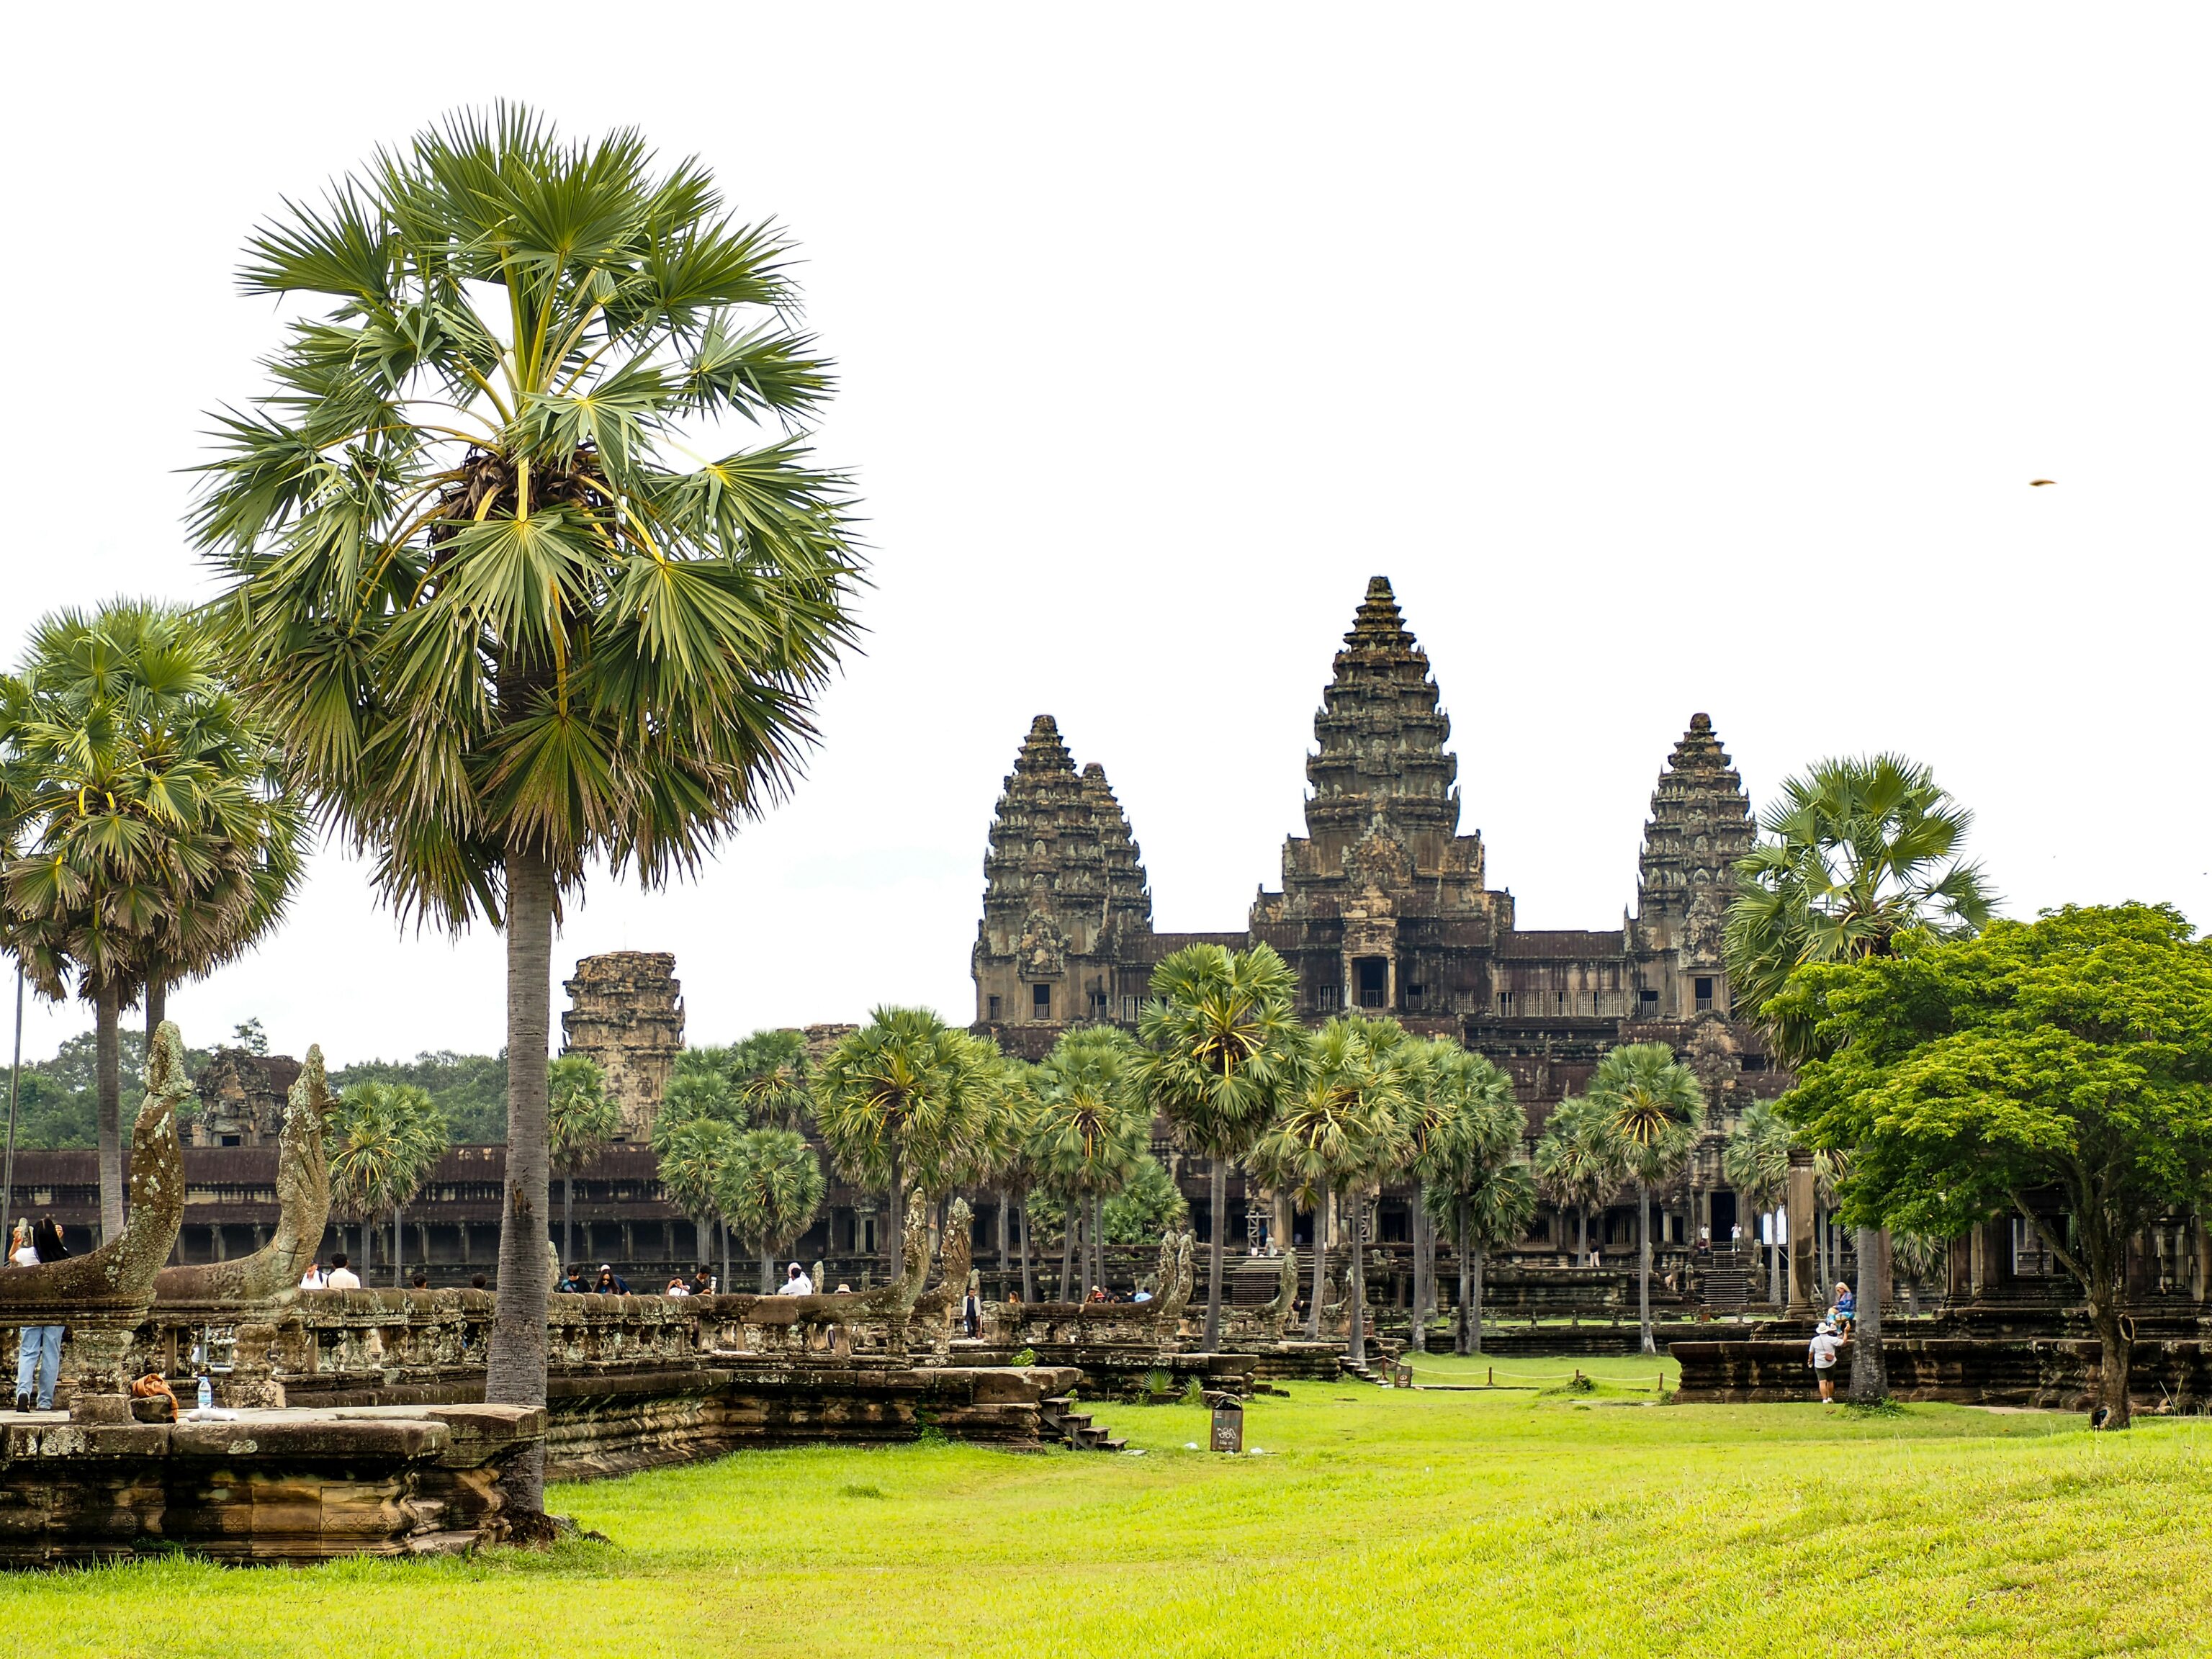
[1833,1280,1856,1334]
[688,1267,715,1297]
[325,1253,361,1290]
[410,1272,428,1290]
[297,1259,328,1290]
[594,1264,630,1295]
[665,1277,691,1297]
[556,1266,588,1294]
[777,1262,813,1296]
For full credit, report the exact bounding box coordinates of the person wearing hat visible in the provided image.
[1807,1319,1843,1403]
[776,1262,814,1296]
[593,1263,630,1295]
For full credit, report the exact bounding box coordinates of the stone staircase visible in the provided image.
[1039,1394,1125,1452]
[1701,1250,1752,1310]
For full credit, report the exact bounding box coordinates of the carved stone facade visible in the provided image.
[561,952,685,1141]
[190,1050,303,1148]
[970,577,1789,1166]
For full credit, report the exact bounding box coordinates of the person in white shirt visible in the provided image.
[776,1262,813,1296]
[1807,1320,1843,1403]
[325,1252,361,1290]
[6,1220,35,1269]
[298,1260,329,1290]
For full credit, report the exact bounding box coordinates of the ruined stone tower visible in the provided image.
[1252,575,1503,1021]
[1624,713,1758,1020]
[561,952,685,1141]
[971,715,1156,1056]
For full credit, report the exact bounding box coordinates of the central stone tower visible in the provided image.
[1251,576,1506,1022]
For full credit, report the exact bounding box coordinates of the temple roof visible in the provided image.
[1303,575,1461,848]
[980,716,1151,932]
[1635,711,1755,927]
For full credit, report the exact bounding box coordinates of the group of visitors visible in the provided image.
[557,1263,645,1295]
[297,1254,362,1290]
[1806,1280,1857,1403]
[6,1218,68,1412]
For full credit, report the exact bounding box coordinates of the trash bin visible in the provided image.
[1393,1360,1413,1388]
[1210,1397,1244,1453]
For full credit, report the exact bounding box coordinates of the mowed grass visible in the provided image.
[11,1352,2212,1658]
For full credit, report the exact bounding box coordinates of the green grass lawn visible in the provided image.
[11,1353,2212,1658]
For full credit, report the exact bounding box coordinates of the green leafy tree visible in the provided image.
[1782,903,2212,1427]
[1726,754,1997,1400]
[1135,943,1305,1348]
[1027,1026,1148,1299]
[1533,1095,1624,1262]
[0,601,304,1238]
[1588,1043,1704,1356]
[1102,1154,1190,1246]
[191,107,863,1509]
[326,1080,451,1284]
[1413,1043,1526,1354]
[817,1008,996,1267]
[718,1128,826,1292]
[1249,1015,1408,1360]
[1425,1159,1537,1356]
[548,1053,619,1268]
[332,1050,509,1143]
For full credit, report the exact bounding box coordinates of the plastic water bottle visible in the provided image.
[197,1375,212,1416]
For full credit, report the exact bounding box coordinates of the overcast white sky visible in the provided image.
[1,5,2204,1068]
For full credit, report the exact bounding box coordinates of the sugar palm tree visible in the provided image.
[718,1128,826,1292]
[0,601,305,1239]
[1135,943,1305,1349]
[1722,1098,1794,1303]
[1532,1095,1624,1263]
[817,1008,997,1269]
[656,1115,739,1289]
[190,107,862,1509]
[730,1030,814,1131]
[548,1054,619,1269]
[1414,1044,1525,1354]
[1726,754,1995,1401]
[1028,1027,1148,1299]
[1399,1038,1499,1352]
[1248,1015,1406,1361]
[327,1080,450,1284]
[653,1053,748,1276]
[1425,1159,1537,1356]
[1888,1228,1951,1320]
[1589,1043,1704,1357]
[985,1059,1044,1302]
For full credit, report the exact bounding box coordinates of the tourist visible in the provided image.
[470,1274,487,1290]
[1807,1319,1843,1403]
[835,1282,851,1294]
[7,1220,35,1267]
[410,1272,428,1289]
[1833,1281,1856,1334]
[1006,1289,1022,1305]
[688,1267,715,1297]
[326,1253,361,1290]
[962,1281,981,1337]
[557,1266,588,1294]
[1132,1284,1152,1304]
[298,1259,328,1290]
[595,1263,630,1295]
[665,1277,691,1296]
[13,1219,68,1412]
[778,1262,813,1296]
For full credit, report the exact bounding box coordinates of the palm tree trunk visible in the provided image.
[887,1146,904,1272]
[1637,1179,1655,1356]
[1771,1212,1784,1303]
[562,1174,575,1270]
[1307,1180,1329,1339]
[1455,1197,1473,1357]
[144,976,165,1053]
[721,1220,731,1292]
[761,1242,774,1295]
[94,983,125,1243]
[1058,1204,1074,1301]
[1348,1191,1368,1366]
[1848,1225,1888,1402]
[1203,1156,1228,1349]
[1577,1205,1588,1261]
[1018,1195,1035,1303]
[997,1187,1010,1268]
[1410,1178,1429,1353]
[1471,1244,1488,1356]
[393,1201,405,1287]
[1092,1193,1106,1294]
[486,847,554,1515]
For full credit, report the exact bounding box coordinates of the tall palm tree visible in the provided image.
[1425,1159,1537,1356]
[1721,1098,1794,1304]
[1532,1095,1624,1264]
[653,1053,748,1276]
[1400,1038,1511,1352]
[1028,1027,1148,1299]
[1415,1044,1525,1354]
[729,1030,814,1131]
[655,1116,738,1289]
[1248,1015,1407,1362]
[1588,1043,1705,1356]
[1726,754,1995,1401]
[817,1008,997,1269]
[0,602,305,1239]
[718,1128,826,1292]
[327,1080,450,1284]
[548,1054,619,1269]
[983,1059,1044,1302]
[191,107,862,1510]
[1135,943,1305,1349]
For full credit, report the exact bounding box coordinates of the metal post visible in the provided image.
[1,963,22,1249]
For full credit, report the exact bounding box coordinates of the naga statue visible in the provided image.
[1,1021,191,1419]
[1257,1246,1300,1336]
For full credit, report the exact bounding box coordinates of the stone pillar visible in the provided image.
[1785,1151,1816,1312]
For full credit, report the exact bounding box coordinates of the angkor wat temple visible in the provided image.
[972,576,1793,1249]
